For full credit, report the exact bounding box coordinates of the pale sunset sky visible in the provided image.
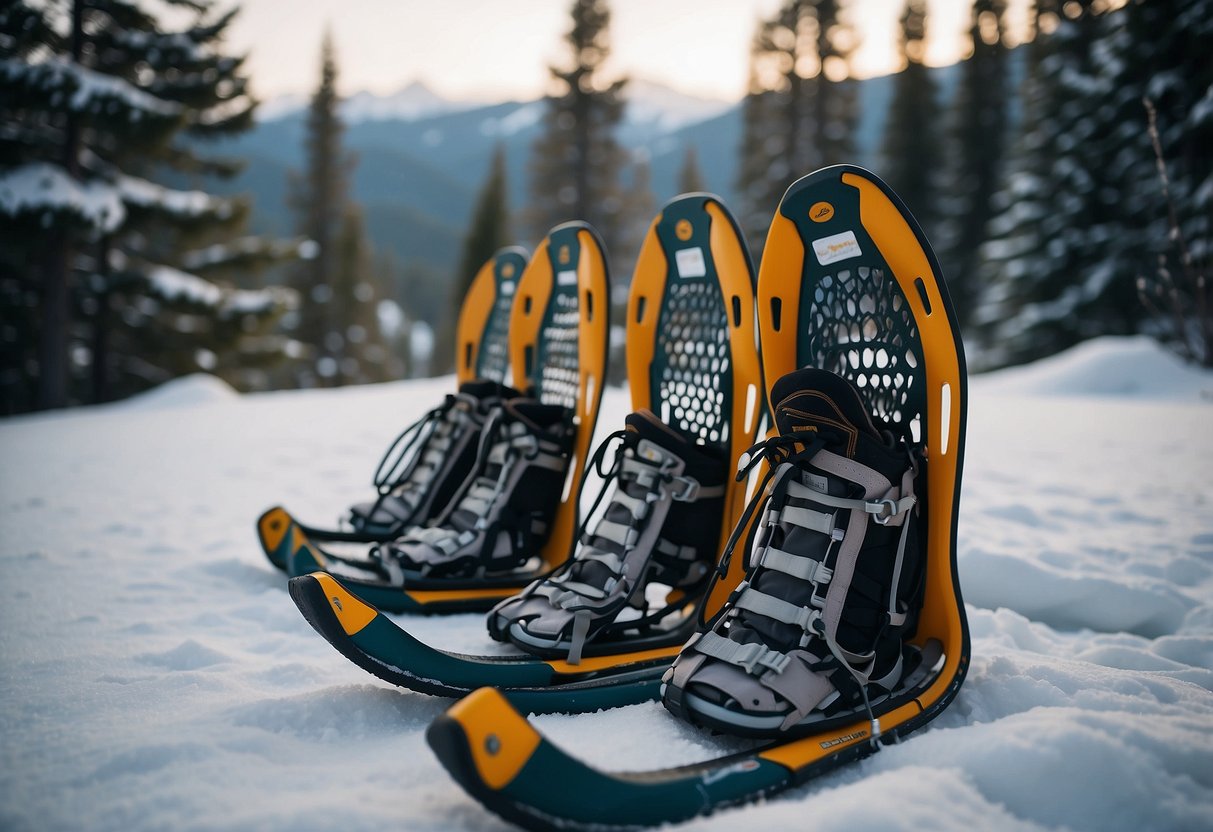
[227,0,1032,103]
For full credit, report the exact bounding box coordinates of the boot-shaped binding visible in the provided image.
[489,410,727,664]
[662,368,923,739]
[372,399,574,583]
[348,380,521,537]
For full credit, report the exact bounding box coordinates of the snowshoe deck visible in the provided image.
[428,165,969,828]
[289,195,762,701]
[288,223,611,612]
[257,247,529,571]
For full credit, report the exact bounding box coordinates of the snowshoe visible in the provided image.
[426,165,969,830]
[288,194,762,706]
[489,409,728,664]
[257,247,527,572]
[661,366,923,738]
[287,221,610,613]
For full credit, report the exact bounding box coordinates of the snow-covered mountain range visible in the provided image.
[256,77,734,132]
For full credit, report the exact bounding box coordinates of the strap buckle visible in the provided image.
[871,498,898,525]
[668,475,700,502]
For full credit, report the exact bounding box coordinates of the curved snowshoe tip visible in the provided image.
[257,506,292,571]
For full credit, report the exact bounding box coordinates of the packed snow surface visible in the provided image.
[2,337,1211,831]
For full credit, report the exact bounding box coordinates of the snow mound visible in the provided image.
[975,335,1213,400]
[118,373,238,410]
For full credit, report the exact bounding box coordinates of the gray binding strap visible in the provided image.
[734,587,822,633]
[693,631,792,675]
[758,546,833,585]
[785,479,913,524]
[772,504,836,536]
[593,519,640,548]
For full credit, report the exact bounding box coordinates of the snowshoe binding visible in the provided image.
[661,367,923,737]
[257,247,527,572]
[490,409,728,663]
[374,398,575,583]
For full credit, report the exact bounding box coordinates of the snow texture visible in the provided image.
[0,162,126,232]
[1,337,1211,831]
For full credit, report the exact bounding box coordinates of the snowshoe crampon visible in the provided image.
[427,165,969,829]
[288,222,609,613]
[257,247,528,571]
[289,195,762,707]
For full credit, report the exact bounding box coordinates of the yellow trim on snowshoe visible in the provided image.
[447,687,542,790]
[454,258,499,386]
[310,572,378,636]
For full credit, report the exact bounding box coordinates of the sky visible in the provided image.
[225,0,1032,103]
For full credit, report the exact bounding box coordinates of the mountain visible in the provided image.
[219,70,959,324]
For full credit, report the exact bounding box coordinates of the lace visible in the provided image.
[361,397,464,524]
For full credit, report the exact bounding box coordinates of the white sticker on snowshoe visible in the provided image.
[557,269,578,286]
[501,280,515,295]
[675,247,707,278]
[812,230,861,266]
[806,472,829,494]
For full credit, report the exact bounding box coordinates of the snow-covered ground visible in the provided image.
[1,337,1211,831]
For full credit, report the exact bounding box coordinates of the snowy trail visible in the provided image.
[2,340,1212,831]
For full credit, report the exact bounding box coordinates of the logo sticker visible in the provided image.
[558,245,571,265]
[812,230,861,266]
[675,219,693,241]
[674,247,707,278]
[809,201,834,223]
[502,262,515,278]
[501,280,515,295]
[556,269,578,286]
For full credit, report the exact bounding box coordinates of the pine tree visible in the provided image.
[527,0,628,254]
[0,0,293,412]
[1107,0,1212,365]
[734,0,860,256]
[976,0,1211,367]
[935,0,1010,331]
[678,145,707,193]
[878,0,941,236]
[438,143,510,376]
[975,0,1102,365]
[286,32,387,387]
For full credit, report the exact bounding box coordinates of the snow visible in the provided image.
[1,56,181,117]
[975,335,1213,400]
[118,174,230,219]
[0,162,126,232]
[144,264,287,317]
[1,337,1212,831]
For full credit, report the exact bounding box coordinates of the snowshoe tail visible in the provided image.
[456,246,530,386]
[430,166,969,827]
[289,196,762,698]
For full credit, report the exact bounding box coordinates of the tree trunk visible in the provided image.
[37,0,85,410]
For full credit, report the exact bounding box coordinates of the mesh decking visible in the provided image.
[800,264,925,443]
[655,278,731,447]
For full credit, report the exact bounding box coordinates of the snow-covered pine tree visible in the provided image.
[878,0,942,240]
[438,143,510,376]
[0,0,295,413]
[1107,0,1212,366]
[734,0,859,257]
[285,31,389,388]
[979,0,1210,368]
[974,0,1105,367]
[934,0,1010,332]
[526,0,628,256]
